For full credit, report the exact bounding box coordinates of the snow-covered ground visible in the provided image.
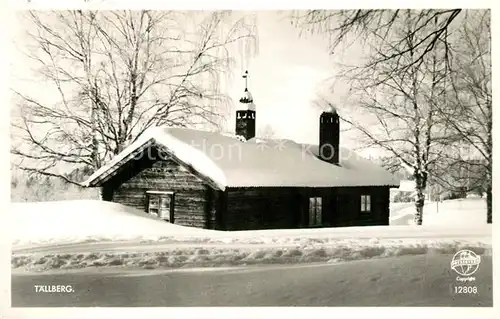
[10,200,214,247]
[11,198,490,247]
[10,199,491,272]
[11,254,493,307]
[389,198,488,226]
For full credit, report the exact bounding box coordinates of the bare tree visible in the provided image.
[433,10,492,223]
[11,10,257,184]
[316,11,452,225]
[295,9,492,224]
[291,9,462,75]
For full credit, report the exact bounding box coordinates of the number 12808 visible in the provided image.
[454,286,478,294]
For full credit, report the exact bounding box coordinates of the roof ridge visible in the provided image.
[82,127,400,189]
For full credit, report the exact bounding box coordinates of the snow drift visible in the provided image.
[11,199,491,272]
[12,241,492,272]
[11,199,491,248]
[10,200,214,247]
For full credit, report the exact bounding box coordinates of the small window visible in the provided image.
[146,191,174,222]
[309,197,322,226]
[361,195,371,213]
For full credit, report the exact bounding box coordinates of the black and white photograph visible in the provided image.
[3,1,495,315]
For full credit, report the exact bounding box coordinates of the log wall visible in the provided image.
[224,187,299,231]
[102,146,212,228]
[100,144,391,230]
[223,186,391,230]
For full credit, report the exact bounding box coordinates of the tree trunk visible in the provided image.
[486,109,492,224]
[486,184,492,224]
[90,86,100,169]
[414,189,425,225]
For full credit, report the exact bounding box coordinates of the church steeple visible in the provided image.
[239,70,255,108]
[235,70,256,140]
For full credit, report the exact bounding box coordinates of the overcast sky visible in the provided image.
[9,10,371,156]
[225,11,335,143]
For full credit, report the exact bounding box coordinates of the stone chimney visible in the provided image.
[319,108,340,165]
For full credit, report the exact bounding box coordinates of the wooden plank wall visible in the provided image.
[100,143,392,231]
[334,186,390,226]
[225,187,299,231]
[103,146,211,228]
[224,186,391,230]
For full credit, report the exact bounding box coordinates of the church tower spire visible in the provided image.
[235,70,256,140]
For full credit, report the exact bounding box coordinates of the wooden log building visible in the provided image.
[83,71,400,231]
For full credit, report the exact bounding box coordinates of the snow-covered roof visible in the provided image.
[238,89,256,111]
[82,127,400,190]
[240,89,253,103]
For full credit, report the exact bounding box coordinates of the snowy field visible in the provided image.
[11,254,493,307]
[10,200,212,247]
[389,198,488,226]
[10,198,490,247]
[10,199,491,271]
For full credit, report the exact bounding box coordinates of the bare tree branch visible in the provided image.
[11,10,258,183]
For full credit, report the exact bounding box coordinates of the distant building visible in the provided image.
[390,180,432,202]
[82,71,400,230]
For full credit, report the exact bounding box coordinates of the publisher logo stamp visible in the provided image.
[451,249,481,277]
[451,249,481,296]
